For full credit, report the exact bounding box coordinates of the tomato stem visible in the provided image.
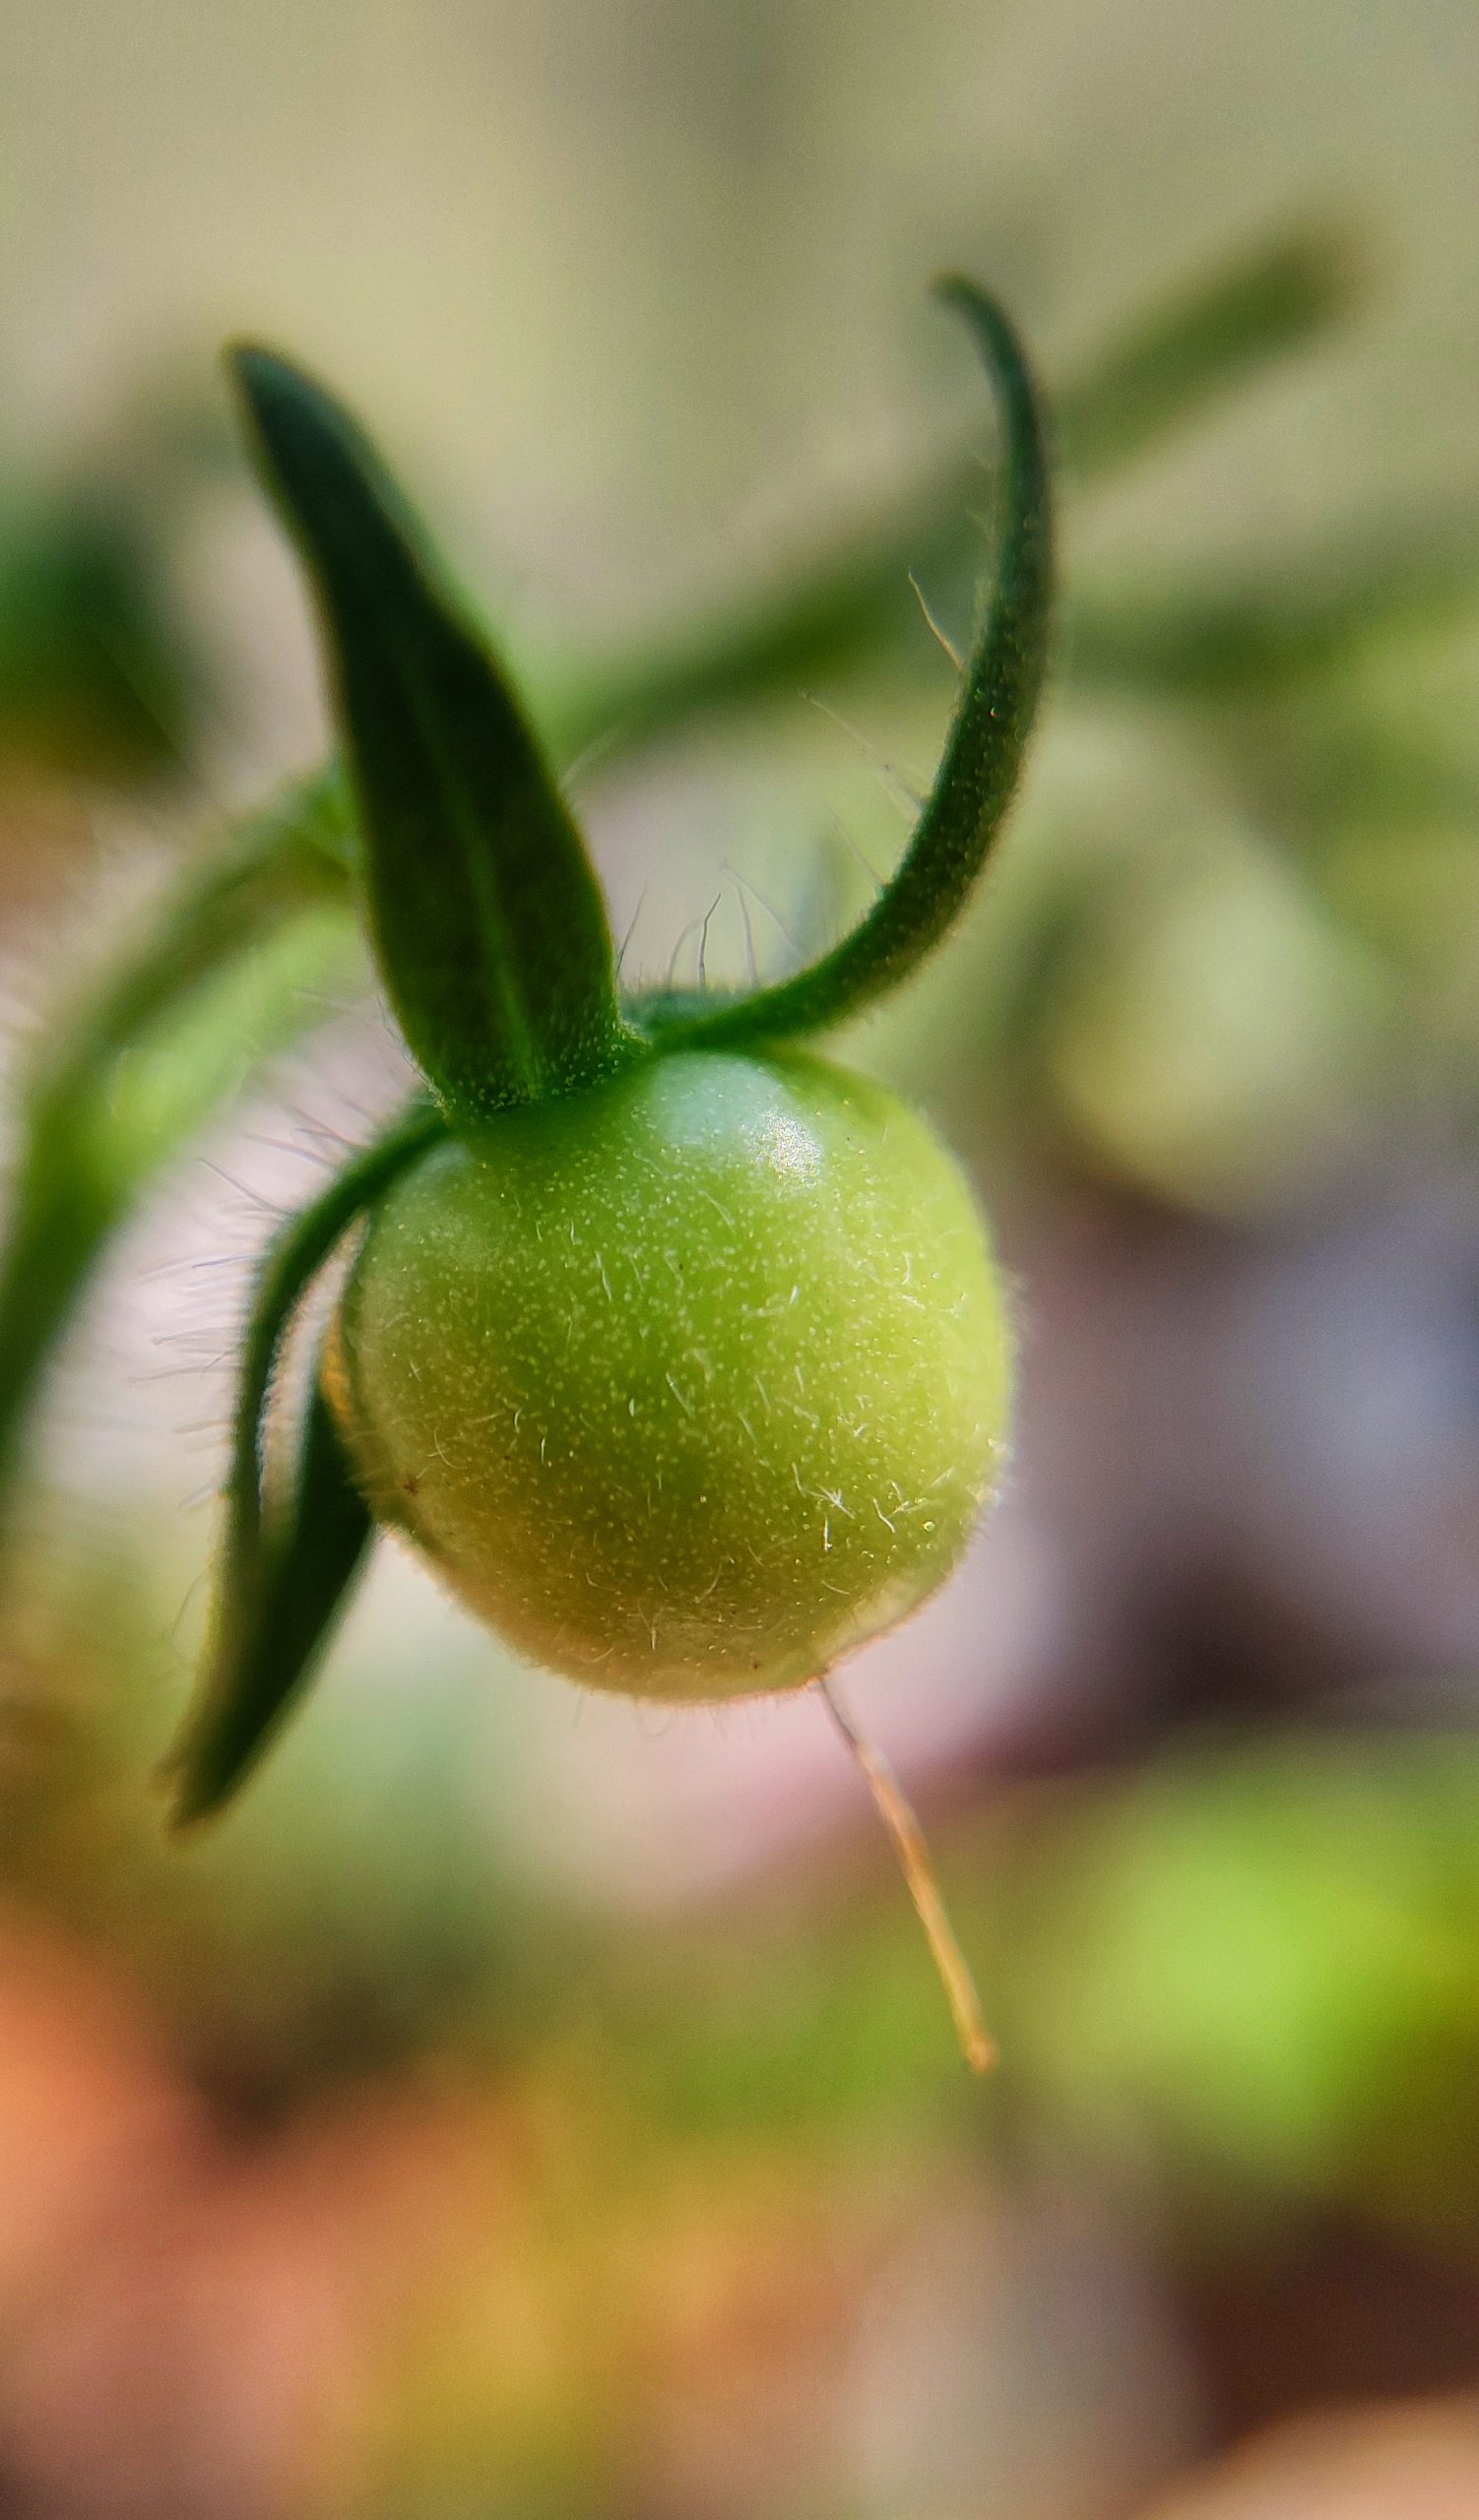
[817,1676,996,2076]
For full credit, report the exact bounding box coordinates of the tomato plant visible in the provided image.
[0,226,1419,2066]
[133,276,1050,2062]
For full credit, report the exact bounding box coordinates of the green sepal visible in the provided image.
[0,771,357,1526]
[167,1370,374,1829]
[637,278,1053,1049]
[229,344,642,1121]
[163,1101,445,1827]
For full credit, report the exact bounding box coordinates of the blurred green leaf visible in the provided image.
[1007,1737,1479,2224]
[0,495,198,781]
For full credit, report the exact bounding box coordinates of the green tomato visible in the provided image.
[324,1048,1012,1703]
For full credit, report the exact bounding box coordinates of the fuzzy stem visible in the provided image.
[637,279,1052,1053]
[818,1676,996,2076]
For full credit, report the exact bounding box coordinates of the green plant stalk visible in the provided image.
[0,771,352,1504]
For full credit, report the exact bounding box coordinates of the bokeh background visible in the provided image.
[0,2,1477,2513]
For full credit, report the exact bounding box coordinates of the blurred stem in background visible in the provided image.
[537,226,1362,760]
[0,775,356,1514]
[1069,527,1479,701]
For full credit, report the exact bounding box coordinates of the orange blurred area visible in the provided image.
[1143,2400,1479,2518]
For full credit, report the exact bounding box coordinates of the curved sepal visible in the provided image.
[544,223,1354,772]
[167,1371,374,1829]
[229,344,641,1121]
[163,1102,445,1827]
[638,281,1052,1050]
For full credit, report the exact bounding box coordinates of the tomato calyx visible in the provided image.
[169,276,1054,1833]
[230,277,1051,1109]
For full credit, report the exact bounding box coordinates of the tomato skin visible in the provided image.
[325,1048,1012,1701]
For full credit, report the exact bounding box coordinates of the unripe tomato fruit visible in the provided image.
[324,1048,1011,1701]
